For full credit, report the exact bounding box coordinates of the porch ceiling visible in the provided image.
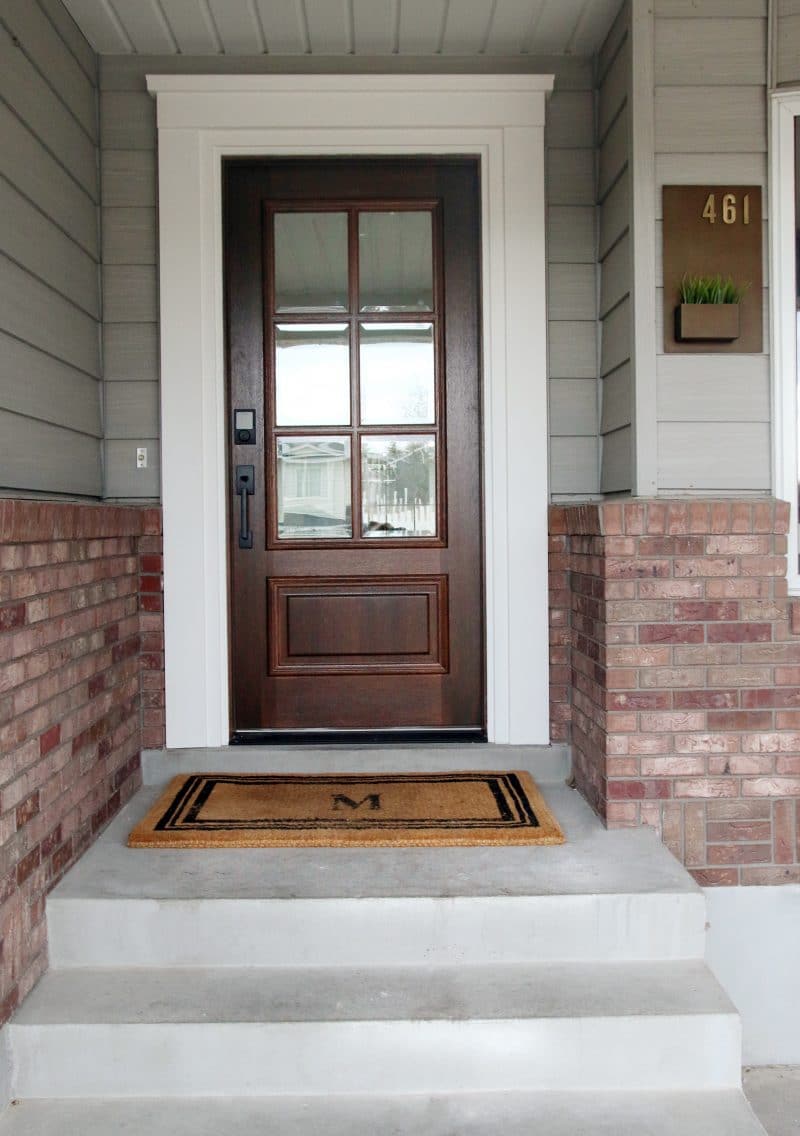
[61,0,619,59]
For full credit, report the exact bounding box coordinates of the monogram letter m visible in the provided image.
[331,793,382,811]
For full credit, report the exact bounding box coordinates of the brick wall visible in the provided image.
[550,497,800,886]
[549,519,572,744]
[138,531,165,749]
[0,500,164,1023]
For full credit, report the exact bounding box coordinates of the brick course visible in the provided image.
[0,500,164,1024]
[549,497,800,886]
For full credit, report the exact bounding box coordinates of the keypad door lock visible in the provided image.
[234,409,256,446]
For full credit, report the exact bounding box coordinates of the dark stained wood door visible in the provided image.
[224,158,484,739]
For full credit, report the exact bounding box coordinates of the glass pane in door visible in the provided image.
[277,436,352,539]
[274,212,348,312]
[359,211,433,312]
[359,323,435,425]
[361,435,436,538]
[275,323,350,426]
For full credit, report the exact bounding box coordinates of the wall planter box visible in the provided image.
[675,303,740,342]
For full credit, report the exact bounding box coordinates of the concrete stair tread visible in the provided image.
[51,781,700,902]
[13,960,735,1025]
[0,1091,767,1135]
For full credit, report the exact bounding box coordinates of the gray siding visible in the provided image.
[597,2,633,494]
[0,0,101,496]
[100,53,601,501]
[777,0,800,86]
[546,63,600,499]
[653,0,770,493]
[99,68,158,500]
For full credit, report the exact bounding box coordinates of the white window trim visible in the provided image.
[147,74,554,747]
[770,89,800,594]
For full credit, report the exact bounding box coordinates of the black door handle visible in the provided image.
[235,465,255,549]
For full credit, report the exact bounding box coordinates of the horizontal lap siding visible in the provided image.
[545,64,599,499]
[98,72,159,501]
[598,1,633,494]
[653,1,769,494]
[99,53,601,501]
[776,0,800,86]
[0,1,101,497]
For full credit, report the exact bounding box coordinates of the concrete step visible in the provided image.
[0,1090,768,1135]
[9,960,741,1097]
[48,783,707,966]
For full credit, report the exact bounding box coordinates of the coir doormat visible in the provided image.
[127,771,565,849]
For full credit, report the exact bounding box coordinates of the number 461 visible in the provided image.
[702,192,751,225]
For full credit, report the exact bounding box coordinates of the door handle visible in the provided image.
[235,465,255,549]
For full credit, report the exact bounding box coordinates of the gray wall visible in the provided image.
[653,0,770,493]
[777,0,800,86]
[0,0,102,497]
[99,54,600,501]
[546,61,600,500]
[597,2,633,495]
[99,63,159,499]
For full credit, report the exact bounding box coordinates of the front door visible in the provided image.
[224,158,483,739]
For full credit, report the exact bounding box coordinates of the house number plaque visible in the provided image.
[662,185,762,354]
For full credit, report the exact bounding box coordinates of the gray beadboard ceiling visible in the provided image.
[61,0,619,57]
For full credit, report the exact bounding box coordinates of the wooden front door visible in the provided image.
[225,158,484,740]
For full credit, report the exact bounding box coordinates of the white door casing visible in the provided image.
[148,74,554,747]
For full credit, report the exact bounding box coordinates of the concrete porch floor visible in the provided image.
[52,759,700,904]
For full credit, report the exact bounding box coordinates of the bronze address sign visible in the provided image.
[662,185,762,354]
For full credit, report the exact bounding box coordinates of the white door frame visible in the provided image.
[148,74,553,747]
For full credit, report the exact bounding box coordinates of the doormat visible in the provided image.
[127,771,565,849]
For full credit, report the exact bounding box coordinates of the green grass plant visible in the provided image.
[679,273,748,304]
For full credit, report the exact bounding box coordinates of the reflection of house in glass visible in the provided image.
[362,436,437,538]
[277,437,352,538]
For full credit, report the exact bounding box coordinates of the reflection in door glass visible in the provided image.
[359,323,435,425]
[274,212,348,312]
[275,324,350,426]
[277,437,352,539]
[359,212,433,312]
[361,435,436,538]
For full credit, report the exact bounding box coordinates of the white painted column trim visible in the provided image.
[770,90,800,594]
[149,75,554,747]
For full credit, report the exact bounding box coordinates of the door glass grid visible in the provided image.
[269,205,441,542]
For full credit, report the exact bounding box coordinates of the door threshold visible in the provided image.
[230,729,488,746]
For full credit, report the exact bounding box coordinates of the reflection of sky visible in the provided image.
[275,326,350,426]
[360,328,434,425]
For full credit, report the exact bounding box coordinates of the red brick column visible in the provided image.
[0,500,164,1022]
[138,530,165,749]
[550,498,800,885]
[548,511,572,744]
